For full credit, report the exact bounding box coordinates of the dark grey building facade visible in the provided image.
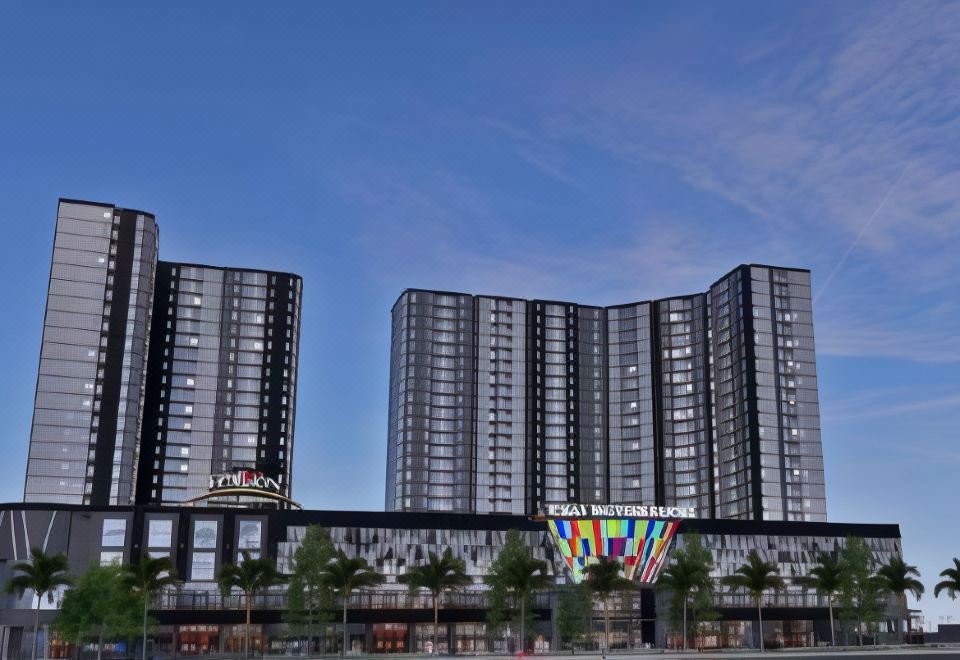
[136,262,302,505]
[24,200,158,506]
[0,502,900,657]
[386,265,827,522]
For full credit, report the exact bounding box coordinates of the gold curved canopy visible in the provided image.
[185,488,303,510]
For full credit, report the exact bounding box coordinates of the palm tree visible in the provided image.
[125,555,179,660]
[795,555,843,647]
[584,559,636,653]
[4,546,71,660]
[657,548,713,650]
[399,548,472,655]
[321,550,384,656]
[876,556,923,643]
[721,551,783,652]
[934,558,960,601]
[217,550,286,660]
[485,531,554,654]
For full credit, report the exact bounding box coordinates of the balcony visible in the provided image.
[154,589,553,611]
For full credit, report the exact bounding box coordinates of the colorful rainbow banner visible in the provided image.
[546,518,680,584]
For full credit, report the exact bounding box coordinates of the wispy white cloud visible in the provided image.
[823,389,960,421]
[333,154,772,305]
[528,0,960,363]
[816,320,960,363]
[327,1,960,364]
[482,118,581,188]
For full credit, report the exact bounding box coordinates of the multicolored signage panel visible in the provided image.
[547,517,680,584]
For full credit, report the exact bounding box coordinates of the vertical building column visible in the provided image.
[524,300,542,514]
[566,304,580,504]
[474,297,526,515]
[606,303,655,505]
[651,295,713,515]
[90,209,137,504]
[649,301,665,505]
[576,306,607,504]
[526,301,581,512]
[740,271,765,519]
[137,262,177,504]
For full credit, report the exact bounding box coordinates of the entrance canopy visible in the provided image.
[185,488,303,509]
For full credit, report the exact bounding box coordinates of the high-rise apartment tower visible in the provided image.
[385,265,826,521]
[25,200,158,505]
[136,262,302,504]
[23,199,303,508]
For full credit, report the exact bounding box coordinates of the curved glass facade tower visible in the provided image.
[24,200,158,505]
[23,199,303,508]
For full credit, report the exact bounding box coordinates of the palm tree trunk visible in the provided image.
[342,598,348,658]
[757,600,764,652]
[899,593,906,643]
[433,593,439,656]
[828,600,835,647]
[32,595,41,660]
[857,614,862,647]
[143,593,150,660]
[602,597,609,653]
[682,598,688,651]
[245,592,252,660]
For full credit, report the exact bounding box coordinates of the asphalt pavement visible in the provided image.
[516,650,960,660]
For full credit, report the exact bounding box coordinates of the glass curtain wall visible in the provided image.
[475,297,527,514]
[576,306,607,504]
[654,295,713,515]
[607,303,656,504]
[140,264,300,505]
[387,265,827,521]
[25,200,157,505]
[387,291,476,512]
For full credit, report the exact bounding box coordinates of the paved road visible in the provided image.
[640,648,960,660]
[515,651,960,659]
[649,652,960,659]
[808,652,958,657]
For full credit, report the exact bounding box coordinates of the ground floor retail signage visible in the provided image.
[546,518,681,585]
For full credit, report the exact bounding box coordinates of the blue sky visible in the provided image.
[2,0,959,627]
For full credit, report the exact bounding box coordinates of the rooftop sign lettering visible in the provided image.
[209,470,280,493]
[545,503,696,519]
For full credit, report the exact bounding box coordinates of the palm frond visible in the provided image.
[4,546,71,601]
[934,559,960,600]
[877,555,925,600]
[584,558,636,596]
[795,554,843,597]
[721,551,782,600]
[322,550,384,597]
[217,550,285,599]
[398,548,471,598]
